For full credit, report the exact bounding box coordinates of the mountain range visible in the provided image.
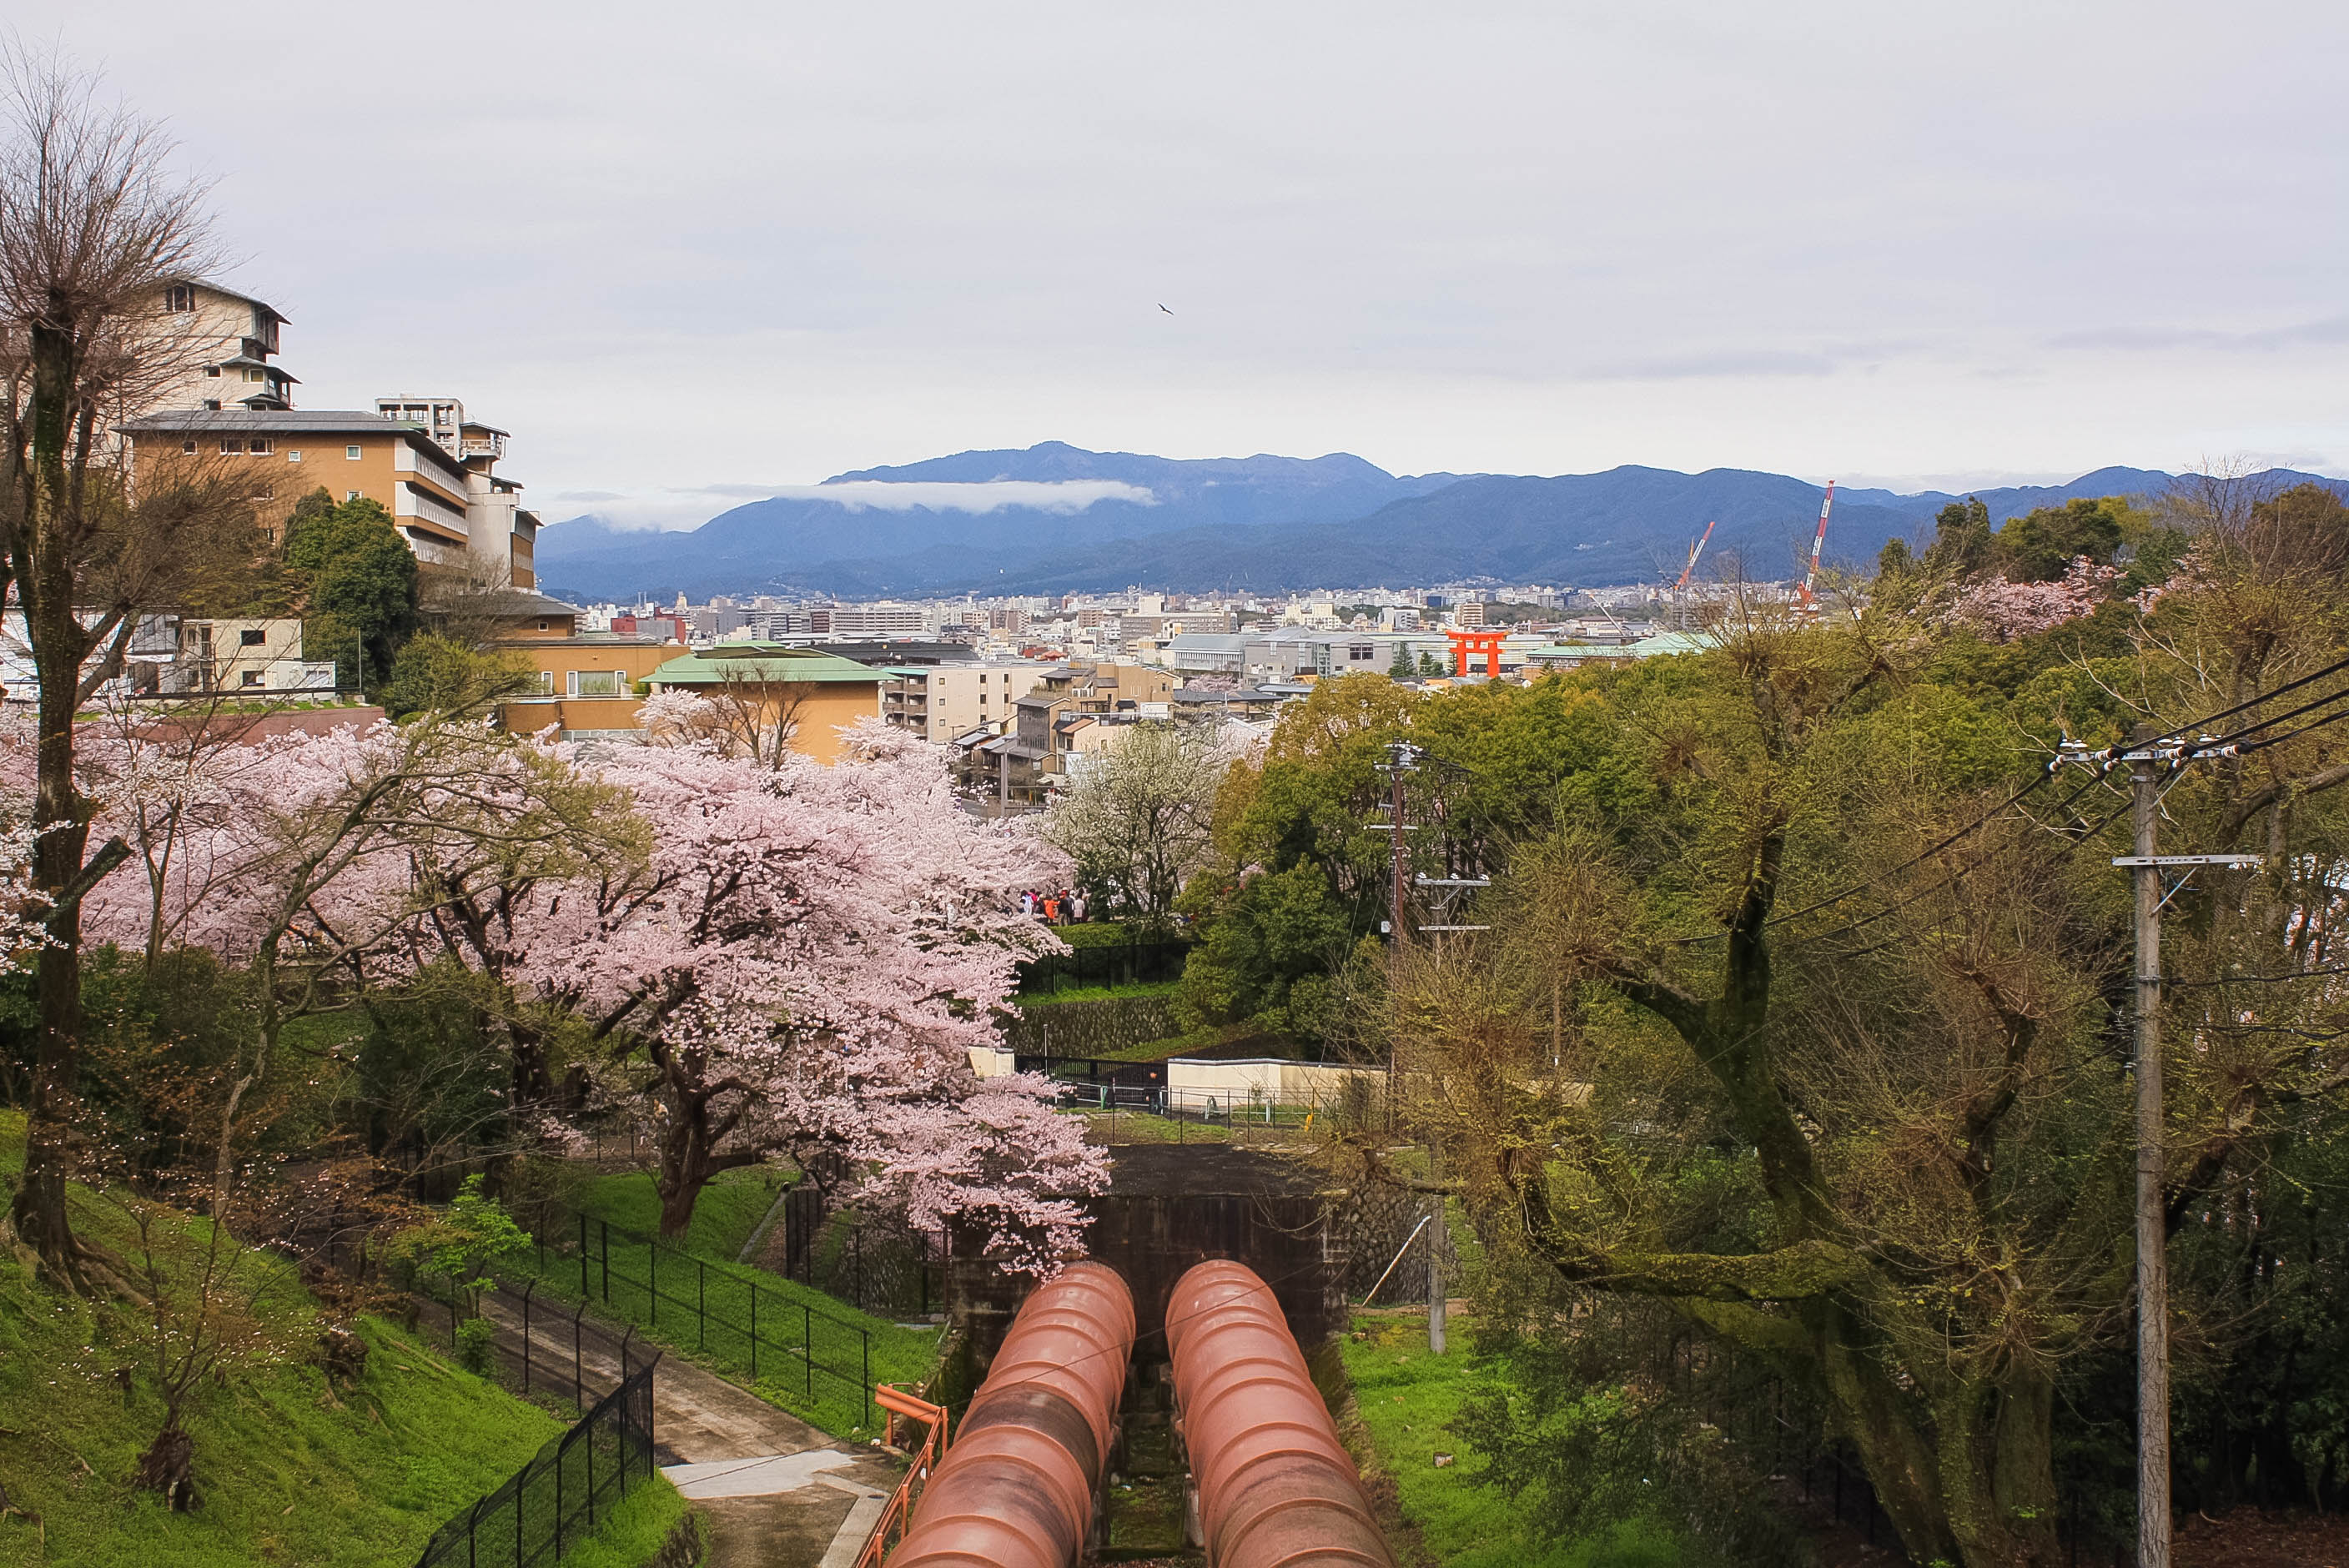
[533,445,2345,601]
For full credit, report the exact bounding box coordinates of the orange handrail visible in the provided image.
[854,1383,948,1568]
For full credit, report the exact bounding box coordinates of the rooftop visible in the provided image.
[646,646,883,686]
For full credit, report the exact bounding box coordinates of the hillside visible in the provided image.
[537,442,1462,599]
[0,1116,568,1568]
[534,445,2349,600]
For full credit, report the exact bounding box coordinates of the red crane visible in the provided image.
[1674,520,1718,591]
[1796,480,1836,611]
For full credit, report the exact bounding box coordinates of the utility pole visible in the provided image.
[1376,741,1421,1134]
[2063,726,2262,1568]
[2127,736,2170,1568]
[1426,1191,1446,1355]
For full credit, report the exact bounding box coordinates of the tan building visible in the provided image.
[968,661,1176,808]
[641,646,885,766]
[486,594,682,737]
[149,278,298,413]
[881,661,1051,742]
[119,406,541,588]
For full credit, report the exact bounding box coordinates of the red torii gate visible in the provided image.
[1444,628,1506,676]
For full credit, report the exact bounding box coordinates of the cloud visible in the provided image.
[772,479,1158,513]
[1577,349,1841,381]
[541,477,1159,535]
[2047,316,2349,353]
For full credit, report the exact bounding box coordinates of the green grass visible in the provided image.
[0,1115,580,1568]
[570,1166,791,1262]
[1052,921,1176,948]
[546,1473,692,1568]
[1069,1108,1232,1144]
[515,1174,939,1441]
[1340,1313,1682,1568]
[1014,979,1182,1008]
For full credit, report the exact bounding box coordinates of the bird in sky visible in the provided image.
[1159,304,1174,314]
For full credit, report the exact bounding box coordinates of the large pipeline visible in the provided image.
[890,1261,1136,1568]
[1167,1259,1397,1568]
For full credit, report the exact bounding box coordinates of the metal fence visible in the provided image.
[773,1188,947,1320]
[530,1212,881,1429]
[1014,938,1189,995]
[415,1357,656,1568]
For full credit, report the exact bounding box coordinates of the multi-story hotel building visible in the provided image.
[120,401,541,589]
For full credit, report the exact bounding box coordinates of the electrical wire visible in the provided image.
[2122,654,2349,753]
[1678,665,2349,953]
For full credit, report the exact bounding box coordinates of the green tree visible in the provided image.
[1996,495,2133,582]
[284,493,418,690]
[391,1174,531,1319]
[1923,496,1995,576]
[1389,643,1415,680]
[380,631,538,721]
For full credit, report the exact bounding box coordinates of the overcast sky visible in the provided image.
[25,2,2349,528]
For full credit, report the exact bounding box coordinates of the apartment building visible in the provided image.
[375,396,541,587]
[149,278,298,413]
[119,402,541,588]
[880,661,1050,741]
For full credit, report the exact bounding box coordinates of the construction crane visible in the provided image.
[1671,520,1717,630]
[1795,481,1836,613]
[1675,520,1718,591]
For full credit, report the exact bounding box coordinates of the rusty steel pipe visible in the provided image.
[889,1261,1135,1568]
[1167,1259,1396,1568]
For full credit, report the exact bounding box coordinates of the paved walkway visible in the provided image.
[476,1293,904,1568]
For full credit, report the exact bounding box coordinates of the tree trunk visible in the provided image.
[134,1421,195,1510]
[654,1094,716,1240]
[8,319,104,1289]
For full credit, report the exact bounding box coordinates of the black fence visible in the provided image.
[415,1358,656,1568]
[772,1188,947,1319]
[531,1212,881,1430]
[1014,938,1189,995]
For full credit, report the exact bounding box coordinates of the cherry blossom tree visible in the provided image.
[394,702,1101,1260]
[81,713,635,1209]
[1946,555,2125,641]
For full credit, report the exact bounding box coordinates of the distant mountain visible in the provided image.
[533,446,2347,601]
[536,443,1462,600]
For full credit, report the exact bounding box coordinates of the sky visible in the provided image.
[22,2,2349,530]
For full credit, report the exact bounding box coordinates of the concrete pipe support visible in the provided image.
[890,1260,1137,1568]
[1166,1259,1397,1568]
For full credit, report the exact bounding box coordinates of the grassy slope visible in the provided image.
[0,1117,576,1568]
[1340,1314,1680,1568]
[521,1168,939,1440]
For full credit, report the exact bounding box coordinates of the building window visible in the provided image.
[287,450,302,463]
[165,284,194,312]
[535,671,554,695]
[345,445,361,460]
[241,671,264,688]
[242,369,264,382]
[220,437,241,455]
[568,671,623,697]
[202,399,221,411]
[239,629,266,646]
[204,365,220,378]
[1349,643,1375,660]
[248,437,272,455]
[346,490,360,501]
[180,440,197,455]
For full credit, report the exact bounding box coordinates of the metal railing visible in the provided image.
[526,1212,881,1430]
[855,1385,948,1568]
[414,1357,656,1568]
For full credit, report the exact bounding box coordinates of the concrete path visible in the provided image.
[476,1293,904,1568]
